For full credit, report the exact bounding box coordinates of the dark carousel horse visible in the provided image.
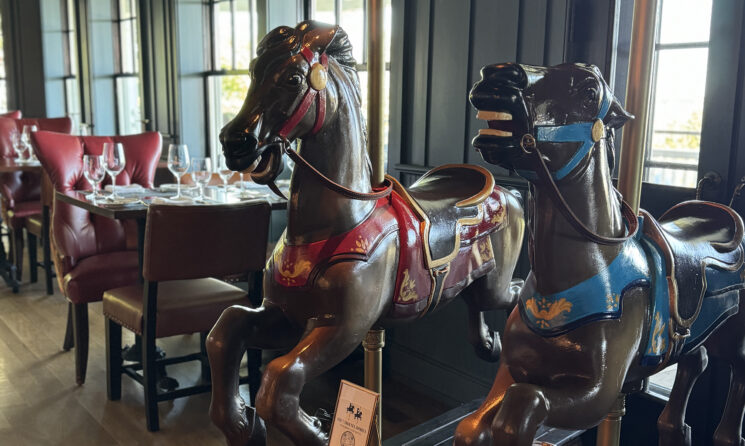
[455,62,745,446]
[207,22,525,446]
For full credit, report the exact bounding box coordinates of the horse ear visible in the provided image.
[298,21,339,54]
[604,98,634,131]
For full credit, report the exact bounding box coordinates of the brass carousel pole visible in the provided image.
[597,0,658,445]
[364,0,386,444]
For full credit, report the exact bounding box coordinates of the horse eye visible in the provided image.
[583,89,597,107]
[286,74,304,87]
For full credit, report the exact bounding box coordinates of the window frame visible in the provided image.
[640,0,713,187]
[203,0,258,160]
[112,0,144,135]
[0,8,7,112]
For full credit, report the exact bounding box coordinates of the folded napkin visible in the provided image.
[149,196,194,206]
[105,184,145,192]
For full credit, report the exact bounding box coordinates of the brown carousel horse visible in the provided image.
[207,22,525,446]
[455,62,745,446]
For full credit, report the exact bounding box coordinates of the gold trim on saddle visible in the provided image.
[386,167,495,269]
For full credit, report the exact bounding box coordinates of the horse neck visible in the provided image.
[529,140,625,295]
[286,81,375,244]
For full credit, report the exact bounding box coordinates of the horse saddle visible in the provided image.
[390,164,505,268]
[641,201,745,333]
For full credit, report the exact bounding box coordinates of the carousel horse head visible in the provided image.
[470,62,633,180]
[219,21,359,184]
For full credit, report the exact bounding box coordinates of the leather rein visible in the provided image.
[269,45,392,202]
[519,84,638,246]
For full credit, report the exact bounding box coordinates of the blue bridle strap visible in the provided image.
[521,83,613,181]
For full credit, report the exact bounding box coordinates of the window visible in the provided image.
[205,0,259,160]
[310,0,392,149]
[114,0,143,134]
[62,0,82,125]
[643,0,713,188]
[0,10,7,112]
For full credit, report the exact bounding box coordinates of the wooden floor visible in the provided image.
[0,246,451,445]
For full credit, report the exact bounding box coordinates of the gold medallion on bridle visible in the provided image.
[592,119,605,142]
[309,63,328,90]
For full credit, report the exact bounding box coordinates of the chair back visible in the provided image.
[0,111,21,119]
[0,117,73,209]
[31,131,162,271]
[142,201,271,282]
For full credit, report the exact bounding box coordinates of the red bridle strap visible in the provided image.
[278,48,328,139]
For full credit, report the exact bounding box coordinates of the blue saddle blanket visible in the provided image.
[519,217,743,365]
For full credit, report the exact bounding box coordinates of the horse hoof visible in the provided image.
[211,397,267,446]
[659,423,691,446]
[473,331,502,362]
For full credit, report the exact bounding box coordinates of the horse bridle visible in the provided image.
[271,45,392,201]
[519,83,638,245]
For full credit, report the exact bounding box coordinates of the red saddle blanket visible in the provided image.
[271,184,508,319]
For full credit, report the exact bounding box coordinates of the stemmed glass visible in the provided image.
[191,157,212,202]
[9,128,24,162]
[103,142,126,200]
[83,155,105,203]
[216,154,233,191]
[167,144,190,199]
[20,125,38,162]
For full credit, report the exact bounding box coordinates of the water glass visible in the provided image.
[103,142,126,199]
[20,125,38,162]
[191,157,212,201]
[83,155,105,202]
[167,144,190,198]
[217,154,233,191]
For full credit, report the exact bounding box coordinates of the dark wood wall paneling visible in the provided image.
[386,0,572,406]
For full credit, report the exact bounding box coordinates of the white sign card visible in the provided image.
[328,380,380,446]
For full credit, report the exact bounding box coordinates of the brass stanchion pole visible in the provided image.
[616,0,658,212]
[598,0,658,444]
[363,329,385,445]
[365,0,386,444]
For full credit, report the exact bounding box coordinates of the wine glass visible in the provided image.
[83,155,105,202]
[216,153,233,191]
[20,125,38,162]
[167,144,190,199]
[191,157,212,202]
[103,142,126,200]
[9,128,25,162]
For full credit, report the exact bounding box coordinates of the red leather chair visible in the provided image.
[31,130,162,384]
[0,117,72,289]
[0,111,21,119]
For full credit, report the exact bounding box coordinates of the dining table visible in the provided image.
[0,159,43,292]
[55,181,288,386]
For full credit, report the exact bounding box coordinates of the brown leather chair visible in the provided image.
[0,111,22,119]
[31,130,162,385]
[24,172,55,294]
[102,201,270,432]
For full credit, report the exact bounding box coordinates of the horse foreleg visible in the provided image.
[255,319,372,446]
[657,346,709,446]
[491,383,549,446]
[465,298,502,362]
[207,304,301,446]
[454,363,515,446]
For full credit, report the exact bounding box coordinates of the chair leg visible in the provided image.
[12,228,23,282]
[143,329,160,431]
[72,303,89,385]
[63,303,74,351]
[42,225,53,295]
[27,232,37,283]
[200,332,211,382]
[105,318,122,401]
[247,348,262,406]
